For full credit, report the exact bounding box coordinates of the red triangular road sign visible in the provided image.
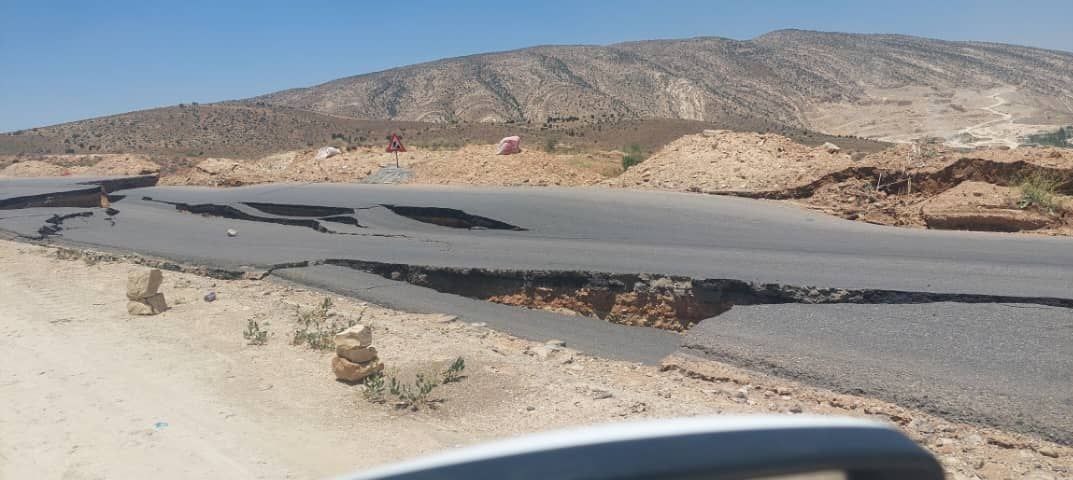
[386,134,406,153]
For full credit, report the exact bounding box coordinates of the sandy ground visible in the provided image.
[0,240,1070,480]
[805,85,1071,147]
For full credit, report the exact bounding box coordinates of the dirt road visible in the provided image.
[0,240,1069,480]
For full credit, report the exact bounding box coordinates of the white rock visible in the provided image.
[127,268,163,300]
[227,229,238,237]
[335,324,373,351]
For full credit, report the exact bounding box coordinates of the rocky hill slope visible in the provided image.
[254,30,1073,142]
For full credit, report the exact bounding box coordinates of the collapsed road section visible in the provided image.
[0,175,157,210]
[318,258,1073,332]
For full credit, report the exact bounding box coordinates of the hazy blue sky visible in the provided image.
[2,0,1071,132]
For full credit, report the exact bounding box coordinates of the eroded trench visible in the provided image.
[320,259,1073,332]
[712,158,1073,199]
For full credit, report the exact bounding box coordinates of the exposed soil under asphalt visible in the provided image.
[1,240,1070,480]
[320,259,1073,332]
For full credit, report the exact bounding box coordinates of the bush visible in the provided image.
[243,319,270,345]
[1017,171,1064,214]
[291,297,362,350]
[622,144,646,170]
[362,357,467,410]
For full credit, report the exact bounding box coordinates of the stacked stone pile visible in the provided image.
[331,324,384,383]
[127,268,168,315]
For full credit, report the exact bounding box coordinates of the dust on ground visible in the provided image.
[0,240,1069,480]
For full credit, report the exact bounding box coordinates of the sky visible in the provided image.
[1,0,1071,132]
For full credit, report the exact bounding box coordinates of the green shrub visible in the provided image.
[291,297,361,350]
[1017,171,1064,214]
[243,319,270,345]
[362,357,467,410]
[622,144,646,170]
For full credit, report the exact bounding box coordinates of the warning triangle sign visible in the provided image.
[386,134,406,153]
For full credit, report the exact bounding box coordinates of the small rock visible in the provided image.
[469,322,487,328]
[962,434,985,447]
[127,300,155,315]
[591,389,613,400]
[432,314,458,324]
[337,345,378,364]
[127,268,163,300]
[788,404,803,414]
[226,228,237,237]
[1038,446,1061,458]
[976,463,1007,480]
[546,339,567,347]
[527,344,560,361]
[331,356,383,383]
[734,387,749,399]
[822,142,841,153]
[204,291,217,302]
[335,324,373,351]
[127,293,167,315]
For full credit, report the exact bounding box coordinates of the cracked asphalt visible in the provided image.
[2,178,1071,443]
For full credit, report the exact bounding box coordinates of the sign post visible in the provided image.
[386,133,406,168]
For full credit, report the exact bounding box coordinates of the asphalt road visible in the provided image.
[2,178,1071,442]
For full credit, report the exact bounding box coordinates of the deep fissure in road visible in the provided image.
[380,205,527,230]
[143,197,360,233]
[143,199,524,233]
[322,259,1073,332]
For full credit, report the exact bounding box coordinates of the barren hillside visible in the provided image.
[254,30,1073,144]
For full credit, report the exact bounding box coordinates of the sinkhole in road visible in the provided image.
[322,259,1073,332]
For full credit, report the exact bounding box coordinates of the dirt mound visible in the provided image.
[159,147,439,186]
[604,130,856,192]
[920,182,1055,232]
[1,160,70,177]
[86,155,160,176]
[0,154,159,178]
[603,131,1073,234]
[411,145,618,186]
[158,144,619,187]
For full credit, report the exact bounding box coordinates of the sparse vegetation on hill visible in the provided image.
[1022,127,1072,148]
[0,104,887,173]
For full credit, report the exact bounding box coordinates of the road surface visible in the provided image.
[1,178,1071,443]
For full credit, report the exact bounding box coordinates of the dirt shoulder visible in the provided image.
[0,240,1069,480]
